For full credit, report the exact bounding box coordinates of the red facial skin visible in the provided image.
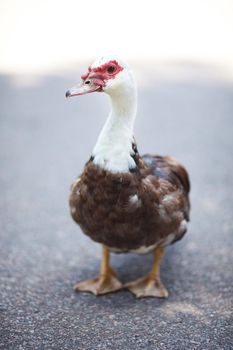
[66,60,124,98]
[81,60,124,89]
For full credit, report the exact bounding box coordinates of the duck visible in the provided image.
[66,55,190,298]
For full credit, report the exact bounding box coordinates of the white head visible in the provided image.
[66,55,136,98]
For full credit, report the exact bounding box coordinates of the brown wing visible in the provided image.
[143,154,190,192]
[143,154,191,221]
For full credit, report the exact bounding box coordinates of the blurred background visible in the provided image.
[1,1,233,349]
[1,0,233,75]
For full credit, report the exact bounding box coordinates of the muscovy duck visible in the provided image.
[66,55,190,298]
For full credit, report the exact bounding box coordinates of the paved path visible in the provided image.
[0,64,233,349]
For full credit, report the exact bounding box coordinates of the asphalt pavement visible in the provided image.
[0,62,233,349]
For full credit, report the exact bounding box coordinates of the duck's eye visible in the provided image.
[107,65,116,74]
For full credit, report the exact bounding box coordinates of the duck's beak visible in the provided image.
[66,77,104,98]
[65,83,101,98]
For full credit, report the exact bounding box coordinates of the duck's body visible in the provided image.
[66,55,190,298]
[70,153,190,254]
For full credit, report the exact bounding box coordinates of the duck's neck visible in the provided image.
[92,87,137,173]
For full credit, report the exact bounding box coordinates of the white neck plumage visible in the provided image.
[92,84,137,173]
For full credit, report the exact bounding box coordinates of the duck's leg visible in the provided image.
[74,245,123,295]
[125,246,168,298]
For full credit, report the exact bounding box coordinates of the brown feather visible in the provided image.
[69,147,190,252]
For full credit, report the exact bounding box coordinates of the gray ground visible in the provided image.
[0,62,233,350]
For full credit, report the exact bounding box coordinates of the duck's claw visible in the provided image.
[125,275,168,298]
[74,269,123,295]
